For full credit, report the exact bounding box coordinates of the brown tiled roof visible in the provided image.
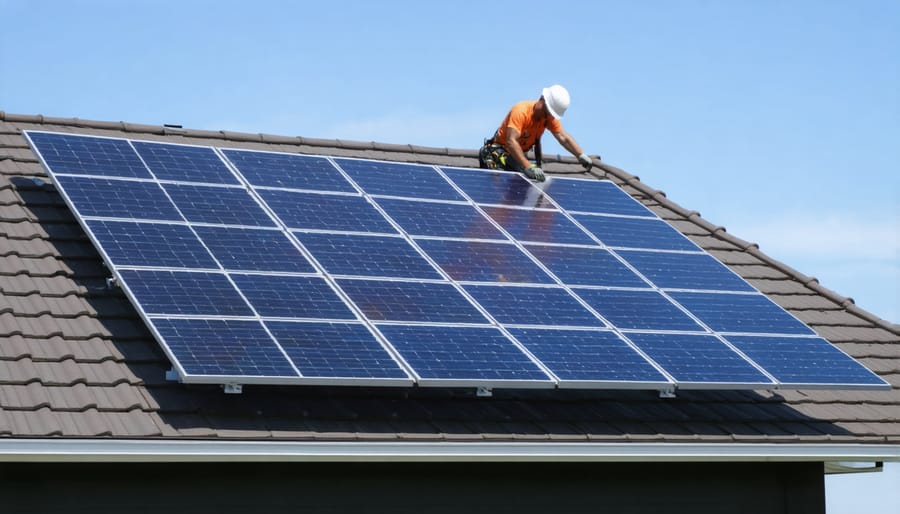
[1,111,898,453]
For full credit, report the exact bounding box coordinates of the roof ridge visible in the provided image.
[0,111,481,161]
[3,110,896,335]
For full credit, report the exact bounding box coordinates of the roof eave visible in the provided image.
[2,439,899,464]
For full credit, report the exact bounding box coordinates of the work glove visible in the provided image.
[578,153,593,171]
[525,165,545,182]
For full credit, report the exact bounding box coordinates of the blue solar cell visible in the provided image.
[223,149,355,192]
[377,325,551,381]
[376,198,505,239]
[337,279,487,323]
[617,250,755,292]
[266,321,409,379]
[151,318,298,377]
[259,190,396,233]
[119,270,252,316]
[416,239,553,284]
[193,226,314,273]
[132,141,239,184]
[542,178,653,216]
[626,332,772,384]
[483,206,595,245]
[669,292,815,335]
[163,184,275,226]
[464,285,604,327]
[86,220,217,268]
[295,232,440,279]
[509,328,669,383]
[724,335,887,386]
[524,244,648,288]
[54,176,182,221]
[440,167,553,207]
[230,274,355,320]
[575,215,699,251]
[335,158,464,201]
[28,132,152,178]
[575,288,704,331]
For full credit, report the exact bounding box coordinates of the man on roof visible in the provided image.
[479,84,596,182]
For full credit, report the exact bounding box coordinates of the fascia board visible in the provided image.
[1,439,899,464]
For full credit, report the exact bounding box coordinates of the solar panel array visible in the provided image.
[26,131,889,392]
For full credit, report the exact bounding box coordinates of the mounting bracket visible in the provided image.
[476,386,493,398]
[222,383,243,395]
[164,368,179,382]
[105,276,118,289]
[658,387,677,399]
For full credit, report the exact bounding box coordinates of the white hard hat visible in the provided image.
[542,84,570,119]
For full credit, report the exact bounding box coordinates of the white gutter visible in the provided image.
[1,439,899,463]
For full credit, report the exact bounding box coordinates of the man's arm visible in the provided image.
[553,130,595,171]
[552,130,584,157]
[504,127,534,171]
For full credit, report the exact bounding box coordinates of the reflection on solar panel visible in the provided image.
[26,131,889,393]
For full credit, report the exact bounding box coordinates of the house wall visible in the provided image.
[0,461,823,514]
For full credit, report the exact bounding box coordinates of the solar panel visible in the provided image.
[574,288,704,331]
[539,178,653,216]
[523,244,648,288]
[625,333,773,386]
[482,206,596,245]
[335,158,464,201]
[464,285,605,327]
[723,335,888,388]
[575,214,700,251]
[27,131,151,178]
[152,318,299,378]
[377,198,505,239]
[222,149,356,192]
[260,190,396,233]
[617,250,755,292]
[133,141,240,185]
[509,328,670,386]
[415,239,554,284]
[26,130,888,393]
[119,269,253,316]
[375,325,553,386]
[193,226,315,273]
[55,176,181,220]
[296,232,441,279]
[440,166,553,207]
[337,279,487,323]
[86,220,217,268]
[164,183,276,226]
[266,321,409,380]
[230,274,356,320]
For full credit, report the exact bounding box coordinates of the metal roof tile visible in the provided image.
[0,159,43,175]
[816,325,899,343]
[0,382,50,409]
[0,334,118,362]
[747,278,813,295]
[795,309,874,327]
[767,294,842,310]
[6,407,65,435]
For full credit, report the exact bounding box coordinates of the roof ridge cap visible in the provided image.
[0,111,476,159]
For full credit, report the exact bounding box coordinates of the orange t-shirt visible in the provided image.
[494,100,563,152]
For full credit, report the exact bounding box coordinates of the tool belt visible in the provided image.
[479,130,540,172]
[479,132,514,171]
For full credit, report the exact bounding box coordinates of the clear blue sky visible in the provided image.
[2,1,898,511]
